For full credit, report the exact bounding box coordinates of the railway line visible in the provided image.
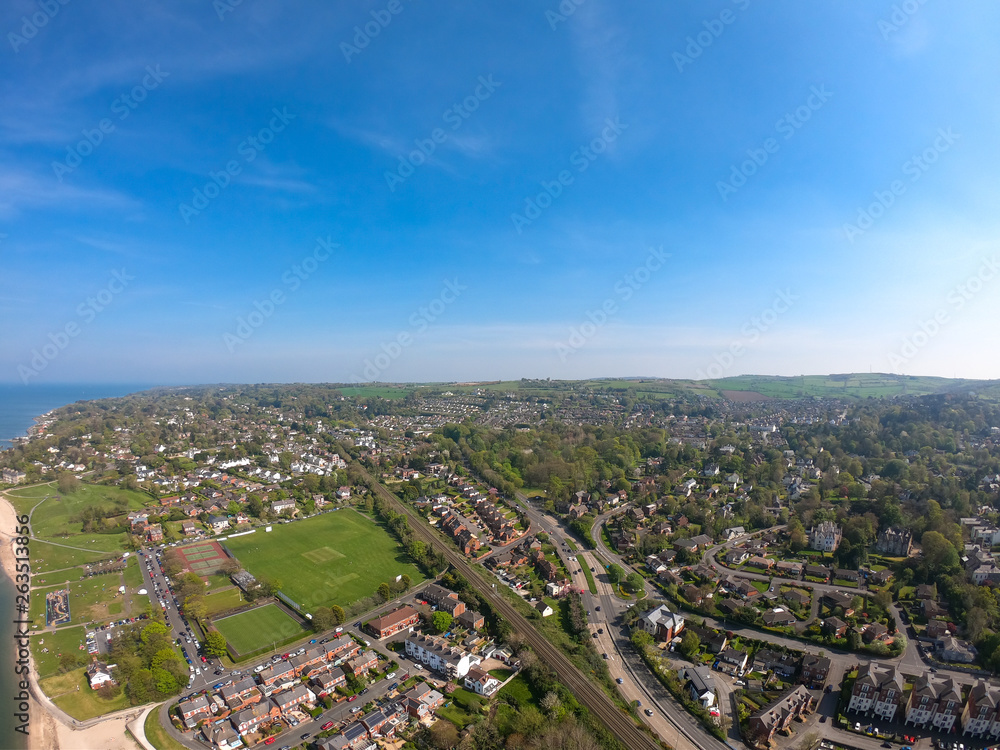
[354,461,664,750]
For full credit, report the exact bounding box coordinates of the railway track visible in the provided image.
[355,462,664,750]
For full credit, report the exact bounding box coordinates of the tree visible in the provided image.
[624,572,645,594]
[312,607,334,631]
[921,531,960,573]
[679,630,701,660]
[376,582,391,602]
[400,574,411,590]
[429,719,459,749]
[204,631,228,657]
[432,611,453,633]
[57,472,79,494]
[607,564,626,584]
[330,604,345,626]
[787,516,807,552]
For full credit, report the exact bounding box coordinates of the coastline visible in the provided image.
[1,491,143,750]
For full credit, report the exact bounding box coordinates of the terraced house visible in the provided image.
[404,633,475,679]
[962,681,1000,738]
[905,675,962,732]
[747,685,814,748]
[847,664,904,722]
[367,605,420,639]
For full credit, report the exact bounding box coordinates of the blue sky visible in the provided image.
[2,0,999,385]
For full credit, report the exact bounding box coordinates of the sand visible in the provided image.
[0,491,141,750]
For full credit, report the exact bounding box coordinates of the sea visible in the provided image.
[0,383,154,749]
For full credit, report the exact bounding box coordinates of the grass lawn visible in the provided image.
[7,482,153,553]
[144,708,189,750]
[42,668,131,721]
[32,625,88,678]
[498,674,541,707]
[123,556,144,588]
[488,668,513,681]
[580,563,597,594]
[213,603,306,656]
[438,688,485,729]
[31,576,135,627]
[202,587,244,616]
[29,540,111,575]
[224,509,424,611]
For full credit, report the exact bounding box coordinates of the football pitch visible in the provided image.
[224,509,424,611]
[213,604,304,655]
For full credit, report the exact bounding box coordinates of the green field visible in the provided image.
[30,540,111,575]
[31,575,135,627]
[337,386,414,399]
[32,625,88,679]
[5,481,153,553]
[42,668,130,721]
[223,509,424,611]
[203,587,244,616]
[213,604,305,655]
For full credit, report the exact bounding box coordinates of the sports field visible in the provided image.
[223,509,424,611]
[176,540,228,576]
[213,603,305,655]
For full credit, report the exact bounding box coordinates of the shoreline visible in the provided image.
[0,491,143,750]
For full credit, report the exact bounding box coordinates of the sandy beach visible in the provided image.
[0,490,139,750]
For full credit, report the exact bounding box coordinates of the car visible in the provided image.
[386,672,396,679]
[213,683,224,690]
[309,639,317,644]
[930,667,937,673]
[825,684,833,693]
[590,567,596,572]
[254,665,265,673]
[195,668,201,675]
[635,700,641,707]
[355,622,362,628]
[593,632,599,638]
[360,688,370,695]
[296,648,305,655]
[232,670,242,676]
[264,739,275,746]
[597,628,604,634]
[602,653,608,659]
[201,656,207,662]
[616,678,623,684]
[595,606,601,611]
[335,627,343,633]
[644,709,654,717]
[300,733,311,740]
[348,695,357,702]
[734,680,746,687]
[321,721,334,730]
[351,707,361,713]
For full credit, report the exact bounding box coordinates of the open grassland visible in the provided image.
[32,625,88,679]
[42,668,131,721]
[30,540,111,575]
[337,385,414,399]
[213,603,305,655]
[224,509,424,611]
[6,481,153,553]
[31,575,136,627]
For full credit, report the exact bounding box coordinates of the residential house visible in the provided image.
[848,663,904,721]
[800,654,831,688]
[725,548,750,565]
[961,681,1000,738]
[464,667,501,696]
[717,647,749,676]
[747,685,814,748]
[639,604,685,642]
[179,694,212,728]
[804,564,831,582]
[87,660,116,690]
[311,667,347,696]
[776,560,804,578]
[206,722,242,750]
[230,702,278,736]
[401,683,445,719]
[270,498,295,515]
[181,520,197,536]
[876,526,913,556]
[905,675,962,732]
[762,609,796,627]
[404,634,473,679]
[257,663,296,691]
[207,515,230,533]
[457,610,485,630]
[346,650,378,676]
[677,665,716,708]
[367,605,420,639]
[219,677,261,710]
[822,617,849,639]
[808,521,842,552]
[422,584,466,618]
[754,648,799,678]
[937,635,977,664]
[535,601,554,618]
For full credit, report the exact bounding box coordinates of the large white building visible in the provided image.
[404,634,477,680]
[808,521,842,552]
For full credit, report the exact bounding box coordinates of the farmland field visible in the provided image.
[213,603,305,655]
[223,509,424,611]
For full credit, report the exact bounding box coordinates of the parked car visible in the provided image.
[644,709,654,716]
[321,721,334,730]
